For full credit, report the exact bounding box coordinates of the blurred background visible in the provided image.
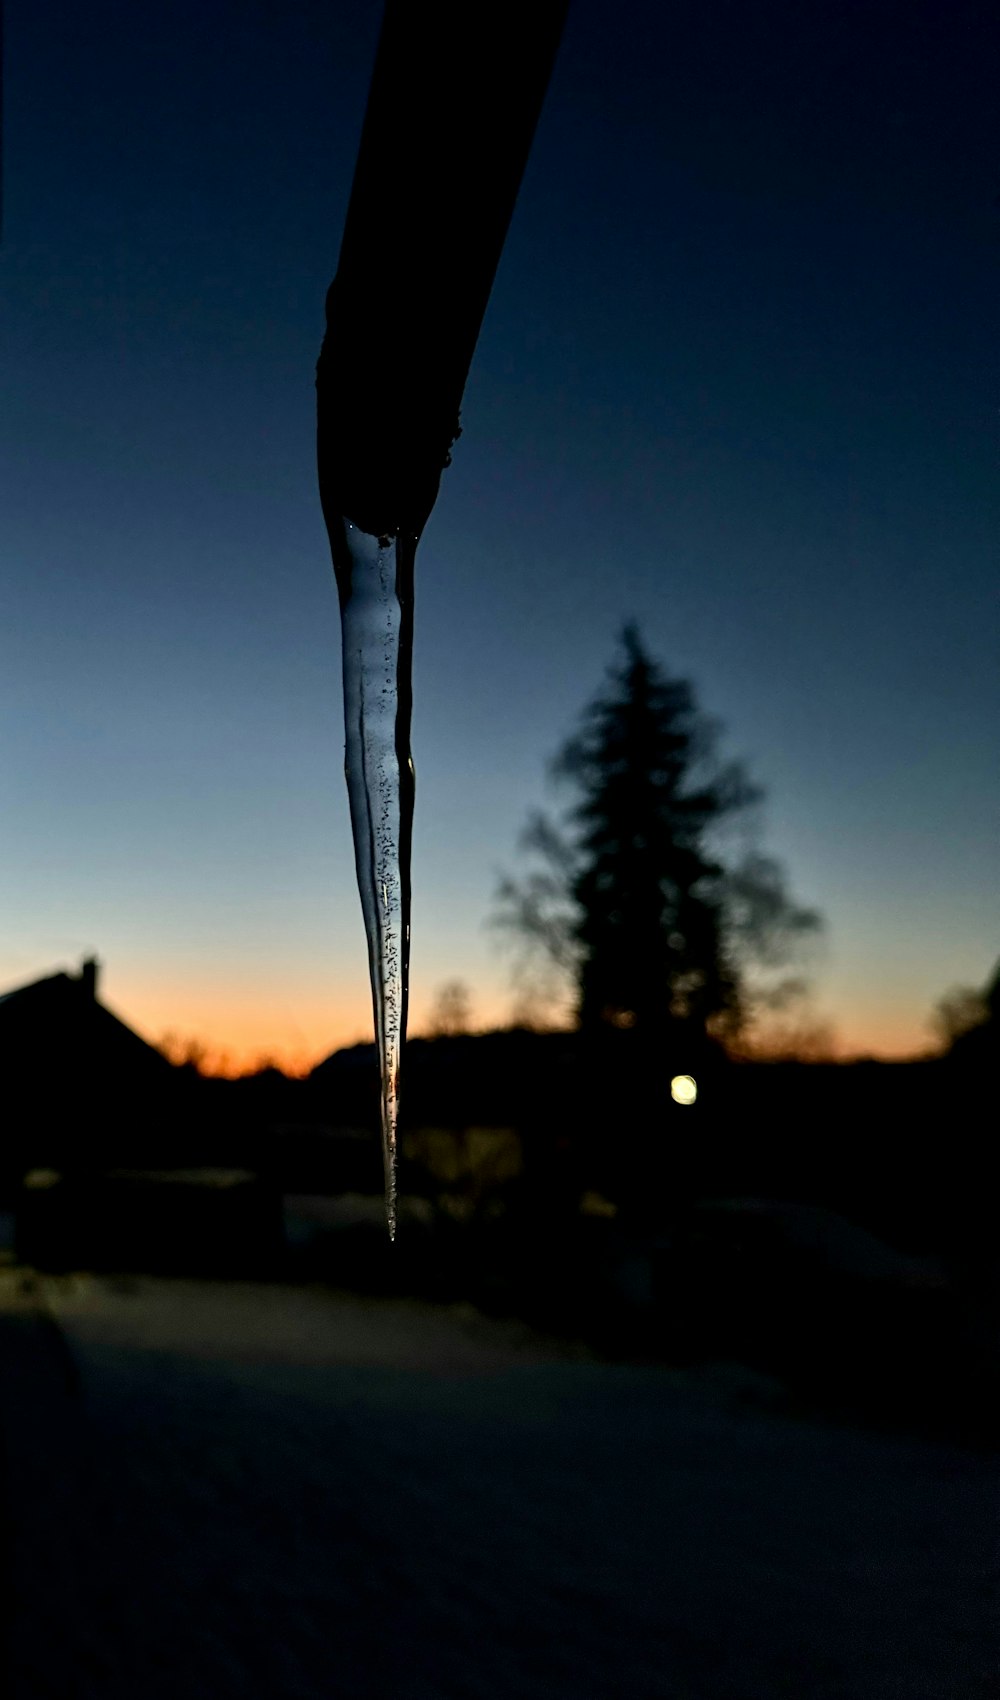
[1,0,995,1069]
[1,2,997,1695]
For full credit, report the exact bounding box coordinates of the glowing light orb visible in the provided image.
[670,1074,698,1106]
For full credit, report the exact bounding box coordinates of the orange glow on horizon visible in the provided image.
[31,956,942,1079]
[115,981,538,1078]
[828,1009,938,1062]
[112,976,580,1076]
[117,994,939,1077]
[112,981,374,1080]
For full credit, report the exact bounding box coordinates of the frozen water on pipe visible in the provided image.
[337,521,414,1238]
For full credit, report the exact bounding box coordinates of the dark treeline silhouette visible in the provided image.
[1,768,997,1445]
[934,957,999,1070]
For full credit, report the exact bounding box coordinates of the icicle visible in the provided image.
[334,520,415,1239]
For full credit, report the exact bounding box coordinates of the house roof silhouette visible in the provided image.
[0,957,171,1087]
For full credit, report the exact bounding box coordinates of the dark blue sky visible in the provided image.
[2,0,996,1065]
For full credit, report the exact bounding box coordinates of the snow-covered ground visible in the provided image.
[1,1272,996,1699]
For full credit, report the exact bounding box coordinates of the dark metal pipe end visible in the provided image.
[317,0,568,541]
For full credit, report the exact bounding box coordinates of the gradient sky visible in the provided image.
[2,0,996,1070]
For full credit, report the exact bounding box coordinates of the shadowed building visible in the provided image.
[0,959,286,1276]
[0,957,175,1182]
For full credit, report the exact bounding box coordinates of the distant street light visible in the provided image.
[670,1074,698,1106]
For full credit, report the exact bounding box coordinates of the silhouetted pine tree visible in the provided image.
[497,625,820,1045]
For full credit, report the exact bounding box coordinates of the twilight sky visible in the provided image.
[2,0,996,1070]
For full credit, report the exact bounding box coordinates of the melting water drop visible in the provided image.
[333,519,415,1239]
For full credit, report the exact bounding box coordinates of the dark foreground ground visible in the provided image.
[1,1272,996,1699]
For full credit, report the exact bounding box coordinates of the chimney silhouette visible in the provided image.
[79,956,99,1001]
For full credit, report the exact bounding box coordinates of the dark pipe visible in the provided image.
[317,0,568,542]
